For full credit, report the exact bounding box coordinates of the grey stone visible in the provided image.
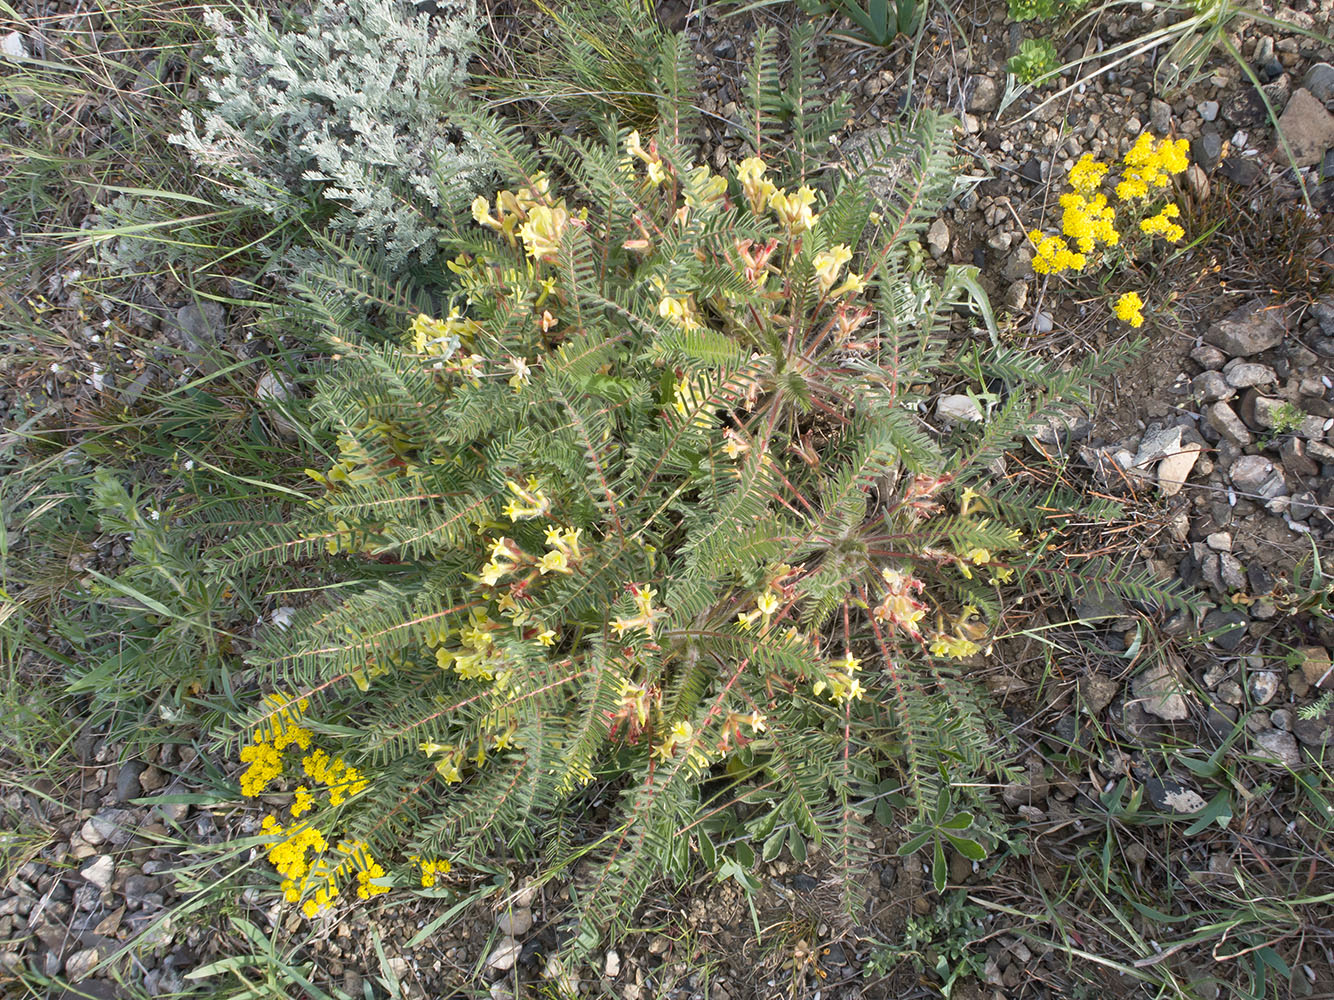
[936,394,983,423]
[1293,708,1334,747]
[967,76,1000,113]
[80,810,136,848]
[1144,778,1206,813]
[1193,131,1224,170]
[116,762,144,803]
[1207,401,1253,445]
[1223,153,1262,184]
[1218,553,1247,591]
[1190,343,1227,369]
[1205,531,1233,551]
[1133,662,1190,721]
[497,907,532,937]
[1134,425,1185,466]
[166,300,228,355]
[1312,295,1334,337]
[1249,670,1280,705]
[1252,396,1288,429]
[1078,674,1119,716]
[927,218,950,258]
[1229,454,1276,492]
[1198,100,1220,122]
[1275,88,1334,167]
[1303,62,1334,105]
[1195,371,1236,403]
[1150,99,1172,134]
[1202,609,1248,651]
[1252,728,1301,767]
[1,31,29,60]
[1204,301,1286,357]
[1222,361,1276,387]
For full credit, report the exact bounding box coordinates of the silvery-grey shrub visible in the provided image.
[173,0,488,269]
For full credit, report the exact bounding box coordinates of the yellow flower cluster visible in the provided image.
[659,293,702,331]
[737,156,777,215]
[873,567,927,636]
[956,547,991,580]
[472,173,574,263]
[1113,291,1145,328]
[612,583,663,638]
[540,525,582,576]
[502,476,551,521]
[411,856,452,888]
[928,633,980,659]
[812,245,852,292]
[421,741,466,783]
[1139,203,1184,242]
[410,309,480,357]
[1115,133,1189,201]
[239,741,283,797]
[291,785,315,818]
[261,814,331,912]
[735,156,820,233]
[1028,230,1087,276]
[813,651,864,706]
[1058,192,1119,254]
[434,607,509,684]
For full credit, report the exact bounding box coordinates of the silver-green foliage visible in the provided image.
[173,0,488,268]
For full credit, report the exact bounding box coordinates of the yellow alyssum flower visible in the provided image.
[812,244,853,292]
[1139,203,1184,242]
[290,785,315,818]
[1068,153,1108,195]
[1028,230,1086,275]
[411,856,452,888]
[1115,133,1189,201]
[1058,192,1119,254]
[239,740,282,797]
[1113,291,1145,328]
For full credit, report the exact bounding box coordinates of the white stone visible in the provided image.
[486,938,521,971]
[604,949,621,977]
[936,394,983,424]
[64,947,100,982]
[80,855,114,891]
[1,31,29,61]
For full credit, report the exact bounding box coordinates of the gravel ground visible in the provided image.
[3,0,1334,997]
